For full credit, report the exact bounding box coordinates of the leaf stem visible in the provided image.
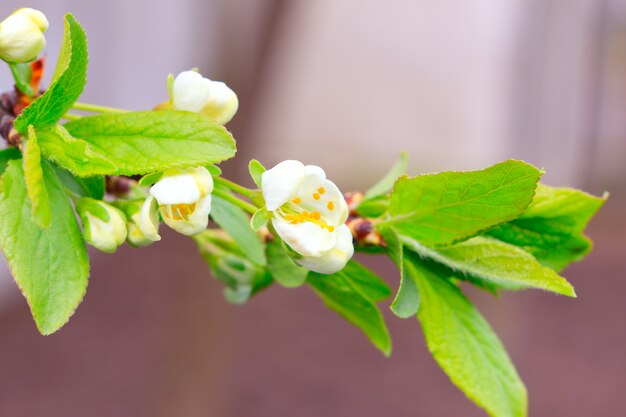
[213,176,255,198]
[71,102,128,113]
[212,188,257,214]
[61,113,82,121]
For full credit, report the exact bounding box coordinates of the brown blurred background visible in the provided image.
[1,1,625,416]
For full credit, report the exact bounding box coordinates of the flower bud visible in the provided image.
[76,198,127,253]
[139,166,213,239]
[113,200,155,247]
[172,70,238,125]
[261,160,354,274]
[0,8,48,64]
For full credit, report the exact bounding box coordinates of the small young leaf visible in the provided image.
[250,207,270,231]
[0,160,89,335]
[363,151,408,199]
[23,126,51,228]
[9,62,34,96]
[339,260,391,302]
[266,239,308,288]
[308,270,392,356]
[381,227,421,318]
[0,148,22,175]
[486,184,606,271]
[402,235,576,297]
[380,160,542,246]
[138,171,163,187]
[248,159,266,188]
[14,14,88,133]
[206,164,222,176]
[211,194,266,266]
[411,256,527,417]
[40,111,236,176]
[54,167,105,199]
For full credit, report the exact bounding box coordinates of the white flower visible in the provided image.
[172,70,239,125]
[261,160,353,274]
[76,198,127,253]
[139,166,213,239]
[0,8,48,64]
[113,200,154,247]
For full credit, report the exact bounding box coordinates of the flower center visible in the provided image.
[163,203,196,221]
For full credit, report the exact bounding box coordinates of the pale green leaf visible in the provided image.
[39,111,236,176]
[308,269,392,356]
[380,160,542,246]
[364,151,408,199]
[210,194,266,266]
[0,148,22,175]
[248,159,266,188]
[381,227,420,318]
[23,126,50,228]
[14,14,88,132]
[411,256,527,417]
[250,207,270,231]
[486,184,606,271]
[0,160,89,335]
[340,260,391,302]
[266,239,308,288]
[402,235,576,297]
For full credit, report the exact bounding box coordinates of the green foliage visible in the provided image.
[411,256,527,417]
[486,184,607,271]
[382,228,421,318]
[402,235,576,297]
[266,239,308,288]
[308,261,392,356]
[9,62,34,96]
[14,14,87,133]
[210,194,266,266]
[38,111,236,176]
[0,160,89,335]
[380,160,542,246]
[23,126,51,227]
[248,159,266,188]
[250,207,270,231]
[53,166,105,199]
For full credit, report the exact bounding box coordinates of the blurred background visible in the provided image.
[0,1,625,416]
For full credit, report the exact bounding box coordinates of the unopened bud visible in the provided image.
[0,8,48,64]
[76,198,127,253]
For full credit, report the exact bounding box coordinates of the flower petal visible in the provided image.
[272,216,336,257]
[172,71,212,113]
[296,176,348,226]
[150,169,201,205]
[297,224,354,274]
[161,194,211,236]
[262,160,306,211]
[138,195,161,241]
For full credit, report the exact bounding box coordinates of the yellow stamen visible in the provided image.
[317,187,326,195]
[292,197,302,204]
[327,201,334,211]
[313,193,321,200]
[283,210,334,232]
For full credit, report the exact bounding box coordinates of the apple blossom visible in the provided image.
[139,166,213,239]
[76,198,127,253]
[0,8,48,64]
[172,70,238,125]
[261,160,353,274]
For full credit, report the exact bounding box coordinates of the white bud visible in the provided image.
[76,198,127,253]
[114,200,155,247]
[0,8,48,64]
[172,70,239,125]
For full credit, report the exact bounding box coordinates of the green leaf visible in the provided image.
[210,194,266,266]
[308,269,392,356]
[23,126,51,228]
[381,227,420,318]
[411,256,527,417]
[364,151,408,199]
[402,235,576,297]
[356,195,389,218]
[486,184,607,271]
[0,160,89,335]
[380,160,542,246]
[0,148,22,175]
[138,171,163,187]
[250,207,270,231]
[54,166,105,199]
[10,62,34,96]
[266,239,308,288]
[206,164,222,176]
[339,260,391,302]
[14,14,88,133]
[39,111,236,176]
[248,159,266,188]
